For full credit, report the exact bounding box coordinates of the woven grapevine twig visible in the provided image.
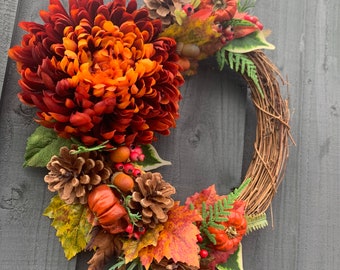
[237,50,292,216]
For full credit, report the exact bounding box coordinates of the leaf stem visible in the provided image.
[69,140,112,154]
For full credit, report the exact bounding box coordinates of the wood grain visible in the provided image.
[241,1,340,269]
[0,0,20,95]
[0,1,76,269]
[1,0,339,270]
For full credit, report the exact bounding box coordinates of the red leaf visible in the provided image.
[184,185,225,210]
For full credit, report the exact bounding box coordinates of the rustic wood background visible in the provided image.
[0,0,339,269]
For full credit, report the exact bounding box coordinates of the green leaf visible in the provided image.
[245,213,268,234]
[227,178,251,202]
[136,144,171,171]
[192,0,201,9]
[24,126,77,167]
[43,195,92,260]
[229,19,255,28]
[218,51,264,98]
[174,9,187,25]
[217,244,244,270]
[199,180,250,244]
[237,0,256,13]
[224,31,275,53]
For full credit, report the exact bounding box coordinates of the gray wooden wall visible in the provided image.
[0,0,339,269]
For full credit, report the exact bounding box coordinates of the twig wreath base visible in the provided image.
[8,0,292,269]
[238,51,290,216]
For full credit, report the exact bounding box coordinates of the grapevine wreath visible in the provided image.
[8,0,291,269]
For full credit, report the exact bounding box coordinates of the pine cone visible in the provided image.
[144,0,191,28]
[44,146,112,204]
[150,258,199,270]
[129,172,175,228]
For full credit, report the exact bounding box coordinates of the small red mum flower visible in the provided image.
[9,0,184,146]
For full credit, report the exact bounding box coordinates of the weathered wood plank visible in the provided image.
[0,0,20,95]
[1,0,340,270]
[0,1,76,269]
[241,0,340,269]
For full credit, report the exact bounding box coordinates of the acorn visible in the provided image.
[177,42,200,58]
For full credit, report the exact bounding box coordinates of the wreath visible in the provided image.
[8,0,291,269]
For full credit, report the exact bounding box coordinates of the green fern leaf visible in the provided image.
[216,49,226,70]
[238,0,256,13]
[223,52,264,97]
[199,179,251,244]
[227,178,251,203]
[245,213,268,234]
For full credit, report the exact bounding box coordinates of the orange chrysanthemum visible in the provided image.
[9,0,184,146]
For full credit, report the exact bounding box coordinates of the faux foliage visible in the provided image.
[245,213,268,234]
[217,50,264,97]
[200,179,251,244]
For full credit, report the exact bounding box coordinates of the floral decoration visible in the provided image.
[8,0,289,269]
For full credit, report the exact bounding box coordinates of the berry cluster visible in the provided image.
[244,14,264,30]
[125,223,146,239]
[108,145,145,193]
[196,234,209,258]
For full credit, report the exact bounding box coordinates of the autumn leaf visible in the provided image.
[136,144,172,171]
[87,228,120,270]
[43,195,92,259]
[224,30,275,53]
[24,126,77,167]
[216,244,244,270]
[122,224,164,263]
[184,185,225,210]
[138,203,202,269]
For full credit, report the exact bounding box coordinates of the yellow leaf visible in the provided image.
[43,195,92,260]
[122,224,164,264]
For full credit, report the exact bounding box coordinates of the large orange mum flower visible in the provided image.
[9,0,184,146]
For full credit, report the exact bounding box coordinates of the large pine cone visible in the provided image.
[44,146,112,204]
[129,172,176,228]
[144,0,191,28]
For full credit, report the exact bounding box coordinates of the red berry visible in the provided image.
[133,168,142,177]
[123,163,134,174]
[199,249,209,258]
[138,226,146,235]
[130,151,140,162]
[183,4,194,16]
[220,36,227,44]
[256,21,264,30]
[133,146,143,155]
[138,154,145,162]
[196,234,204,243]
[244,15,258,24]
[125,224,134,234]
[244,14,251,21]
[115,162,124,171]
[226,34,234,41]
[251,16,259,23]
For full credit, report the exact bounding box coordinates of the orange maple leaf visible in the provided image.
[139,202,202,269]
[184,185,225,211]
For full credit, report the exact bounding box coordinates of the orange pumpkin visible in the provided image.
[207,201,247,251]
[88,185,129,234]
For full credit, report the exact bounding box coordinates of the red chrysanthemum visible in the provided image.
[9,0,184,146]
